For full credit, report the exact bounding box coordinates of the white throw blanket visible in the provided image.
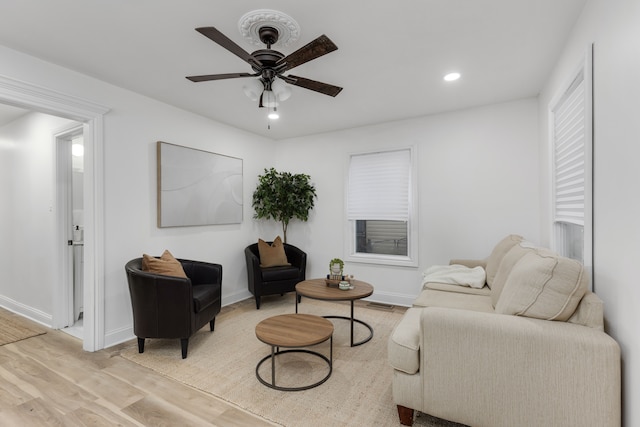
[421,264,486,289]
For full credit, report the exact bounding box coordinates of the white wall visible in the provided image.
[538,0,640,424]
[0,112,76,321]
[0,45,276,347]
[276,98,540,305]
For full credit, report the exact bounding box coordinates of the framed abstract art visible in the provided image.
[157,141,242,227]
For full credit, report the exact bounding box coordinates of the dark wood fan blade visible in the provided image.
[277,35,338,72]
[195,27,261,67]
[285,75,343,97]
[186,72,255,82]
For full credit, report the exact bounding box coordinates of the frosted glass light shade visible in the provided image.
[243,79,264,101]
[271,79,292,101]
[262,90,278,108]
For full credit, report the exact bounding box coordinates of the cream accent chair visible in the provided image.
[388,235,621,427]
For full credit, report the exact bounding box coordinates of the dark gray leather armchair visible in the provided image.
[244,242,306,309]
[125,257,222,359]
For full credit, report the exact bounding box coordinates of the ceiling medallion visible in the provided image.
[238,9,300,48]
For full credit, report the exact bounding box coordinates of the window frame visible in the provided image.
[548,45,593,288]
[344,146,419,267]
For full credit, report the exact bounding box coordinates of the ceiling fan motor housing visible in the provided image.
[258,26,279,47]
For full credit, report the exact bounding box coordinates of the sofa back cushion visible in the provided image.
[490,243,533,307]
[495,249,589,321]
[485,235,523,289]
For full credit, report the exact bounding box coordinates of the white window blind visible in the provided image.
[553,70,585,226]
[347,149,411,221]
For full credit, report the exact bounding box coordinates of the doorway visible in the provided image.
[0,73,109,351]
[56,126,85,339]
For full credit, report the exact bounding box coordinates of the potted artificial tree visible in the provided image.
[252,167,317,243]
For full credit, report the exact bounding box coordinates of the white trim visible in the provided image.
[366,290,416,308]
[104,325,134,348]
[0,295,52,327]
[0,74,109,351]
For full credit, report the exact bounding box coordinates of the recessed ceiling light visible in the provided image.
[444,72,461,82]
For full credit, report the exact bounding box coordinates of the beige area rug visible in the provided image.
[0,307,47,346]
[120,294,464,427]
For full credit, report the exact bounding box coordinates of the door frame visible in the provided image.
[0,75,109,351]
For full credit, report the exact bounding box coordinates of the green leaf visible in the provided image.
[252,168,317,242]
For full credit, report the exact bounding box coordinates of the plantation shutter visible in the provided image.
[553,70,585,226]
[347,149,411,221]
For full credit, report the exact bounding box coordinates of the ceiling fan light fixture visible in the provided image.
[186,15,342,121]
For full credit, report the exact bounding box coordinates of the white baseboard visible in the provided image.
[104,325,135,348]
[222,289,253,307]
[366,290,416,307]
[0,295,52,327]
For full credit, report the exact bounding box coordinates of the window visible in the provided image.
[346,148,417,266]
[550,48,592,283]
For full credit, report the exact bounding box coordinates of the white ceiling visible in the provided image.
[0,0,586,139]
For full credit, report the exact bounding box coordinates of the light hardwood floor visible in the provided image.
[0,323,277,426]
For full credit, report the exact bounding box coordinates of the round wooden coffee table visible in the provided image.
[295,278,374,347]
[255,313,333,391]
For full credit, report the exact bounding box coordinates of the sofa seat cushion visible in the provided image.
[261,265,300,282]
[495,249,589,321]
[413,289,494,313]
[192,283,221,313]
[423,282,491,296]
[388,307,422,374]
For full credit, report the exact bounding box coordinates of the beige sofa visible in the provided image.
[388,235,621,427]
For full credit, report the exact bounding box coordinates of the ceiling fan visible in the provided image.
[186,25,343,107]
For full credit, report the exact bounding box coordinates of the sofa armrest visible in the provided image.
[179,259,223,286]
[419,307,620,427]
[448,258,487,269]
[283,244,307,271]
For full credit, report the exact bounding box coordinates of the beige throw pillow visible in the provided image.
[142,249,187,278]
[258,236,290,267]
[495,249,588,321]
